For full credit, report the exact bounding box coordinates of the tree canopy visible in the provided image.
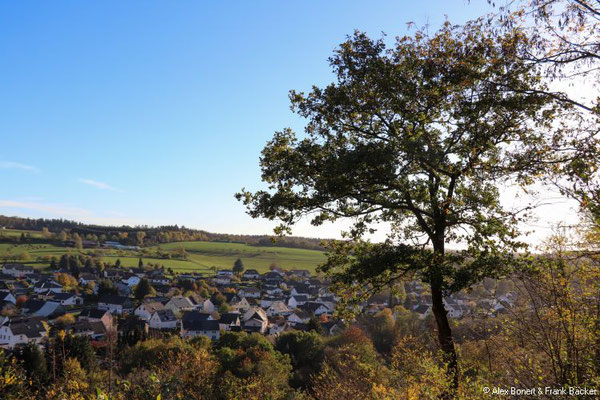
[237,19,571,390]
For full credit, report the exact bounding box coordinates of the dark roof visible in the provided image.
[21,299,45,313]
[182,311,212,322]
[414,304,431,314]
[154,308,177,322]
[243,269,259,275]
[98,295,133,307]
[292,283,310,294]
[9,317,46,338]
[219,313,241,324]
[299,302,328,314]
[50,292,79,301]
[182,319,219,331]
[79,308,110,319]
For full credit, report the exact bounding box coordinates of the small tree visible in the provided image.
[232,258,244,274]
[134,278,153,300]
[72,233,83,250]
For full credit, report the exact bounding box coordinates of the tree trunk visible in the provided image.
[431,239,459,397]
[430,278,459,393]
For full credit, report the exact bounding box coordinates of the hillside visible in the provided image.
[0,229,327,274]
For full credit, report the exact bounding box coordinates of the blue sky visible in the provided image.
[0,1,526,239]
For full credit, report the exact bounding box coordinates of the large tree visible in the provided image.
[237,20,565,390]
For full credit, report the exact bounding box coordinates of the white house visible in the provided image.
[33,281,63,294]
[50,293,83,306]
[287,312,309,325]
[230,297,251,313]
[238,287,261,299]
[243,307,268,334]
[181,319,220,340]
[267,301,291,317]
[0,318,47,349]
[2,264,34,278]
[218,313,241,331]
[288,295,308,309]
[122,274,141,288]
[165,296,194,313]
[98,296,134,315]
[148,309,178,330]
[134,301,166,321]
[242,269,260,280]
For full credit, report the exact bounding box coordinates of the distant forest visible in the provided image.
[0,215,327,251]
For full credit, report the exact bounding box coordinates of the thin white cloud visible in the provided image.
[0,200,91,218]
[0,161,39,173]
[78,178,121,192]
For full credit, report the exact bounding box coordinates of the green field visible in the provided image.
[0,236,327,275]
[155,241,327,274]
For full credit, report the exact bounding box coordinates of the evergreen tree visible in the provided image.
[134,278,153,300]
[16,342,49,385]
[233,258,244,274]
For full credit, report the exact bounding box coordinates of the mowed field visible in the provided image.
[155,241,327,274]
[0,234,327,275]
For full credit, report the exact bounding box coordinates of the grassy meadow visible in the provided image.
[0,230,327,275]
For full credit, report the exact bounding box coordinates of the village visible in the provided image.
[0,252,517,350]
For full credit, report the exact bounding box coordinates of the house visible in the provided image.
[0,317,47,349]
[266,301,291,317]
[287,311,310,325]
[321,320,344,336]
[134,301,165,321]
[121,273,141,287]
[71,320,107,340]
[165,296,194,313]
[150,274,170,285]
[230,297,251,312]
[2,264,34,278]
[242,269,260,280]
[21,300,65,318]
[216,269,234,277]
[33,281,63,294]
[289,269,311,279]
[49,292,83,306]
[262,271,283,282]
[181,319,220,340]
[242,307,268,334]
[97,295,134,315]
[0,291,16,305]
[290,283,311,296]
[238,287,261,299]
[149,309,178,330]
[268,318,292,336]
[189,295,216,313]
[213,275,231,285]
[78,308,114,329]
[413,304,432,319]
[181,310,213,324]
[265,285,283,296]
[219,313,241,331]
[78,273,98,286]
[288,295,308,308]
[299,302,331,316]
